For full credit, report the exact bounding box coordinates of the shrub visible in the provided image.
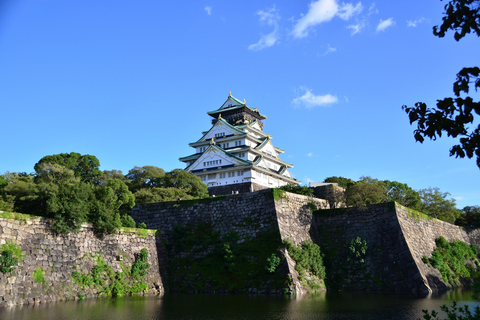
[265,253,281,273]
[121,214,136,228]
[0,250,18,274]
[131,248,150,279]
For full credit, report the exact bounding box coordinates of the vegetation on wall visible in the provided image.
[283,239,326,291]
[422,236,480,285]
[165,221,287,293]
[71,250,151,298]
[347,237,368,264]
[0,240,24,274]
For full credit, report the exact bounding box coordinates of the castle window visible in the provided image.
[237,171,244,177]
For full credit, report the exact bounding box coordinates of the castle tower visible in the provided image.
[179,93,300,195]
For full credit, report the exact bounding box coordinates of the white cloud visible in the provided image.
[368,3,378,15]
[376,18,395,32]
[338,3,363,20]
[323,44,337,56]
[292,87,338,108]
[347,20,365,35]
[292,0,362,38]
[454,196,465,201]
[306,152,313,157]
[248,7,280,51]
[407,17,426,27]
[204,6,212,15]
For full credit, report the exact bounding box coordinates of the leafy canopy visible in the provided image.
[402,0,480,168]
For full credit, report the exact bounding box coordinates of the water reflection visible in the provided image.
[1,290,479,320]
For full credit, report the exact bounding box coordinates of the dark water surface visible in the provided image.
[1,290,479,320]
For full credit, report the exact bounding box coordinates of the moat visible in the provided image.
[1,290,479,320]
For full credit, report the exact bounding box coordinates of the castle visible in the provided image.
[179,93,299,195]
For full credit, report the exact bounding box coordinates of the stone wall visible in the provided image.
[0,217,165,307]
[131,189,279,241]
[312,203,480,294]
[395,204,480,292]
[3,190,479,306]
[312,203,429,293]
[207,182,268,197]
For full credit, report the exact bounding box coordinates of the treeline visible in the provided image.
[322,176,480,227]
[0,152,208,235]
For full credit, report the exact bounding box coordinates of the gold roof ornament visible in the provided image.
[229,91,232,97]
[218,113,222,119]
[243,99,246,104]
[210,138,215,145]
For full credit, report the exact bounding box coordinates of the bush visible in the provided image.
[0,250,18,274]
[137,222,147,229]
[131,248,150,279]
[265,253,281,273]
[121,214,136,228]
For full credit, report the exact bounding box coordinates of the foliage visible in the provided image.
[418,301,480,320]
[323,176,356,189]
[418,187,462,223]
[0,239,25,262]
[137,222,147,229]
[272,188,286,200]
[278,184,313,197]
[423,236,479,285]
[456,205,480,227]
[284,239,326,280]
[347,237,368,263]
[345,182,386,208]
[47,180,93,234]
[125,166,166,193]
[34,152,102,183]
[0,240,24,273]
[0,250,18,274]
[402,0,480,169]
[265,253,281,273]
[166,222,286,293]
[131,248,150,280]
[72,250,151,297]
[162,169,209,199]
[33,267,46,284]
[121,214,136,228]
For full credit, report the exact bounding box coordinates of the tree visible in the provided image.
[345,182,387,208]
[3,173,42,216]
[34,152,102,183]
[417,187,462,223]
[323,176,356,189]
[456,205,480,227]
[402,0,480,168]
[163,169,209,199]
[125,166,165,193]
[96,169,127,185]
[89,179,135,235]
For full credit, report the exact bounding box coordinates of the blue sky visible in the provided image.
[1,0,479,208]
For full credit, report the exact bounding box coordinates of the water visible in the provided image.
[1,291,479,320]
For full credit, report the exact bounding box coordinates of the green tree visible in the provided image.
[125,166,165,193]
[323,176,356,189]
[345,182,387,208]
[456,205,480,227]
[90,179,135,235]
[34,152,102,183]
[133,187,193,204]
[47,181,94,234]
[3,173,42,215]
[402,0,480,168]
[163,169,208,199]
[377,179,420,209]
[0,174,14,211]
[418,187,462,223]
[97,170,127,185]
